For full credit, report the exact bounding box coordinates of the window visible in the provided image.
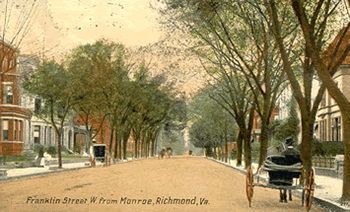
[34,98,41,112]
[319,120,323,140]
[2,85,13,104]
[14,120,17,140]
[337,117,341,141]
[331,117,342,141]
[18,121,22,141]
[68,130,72,149]
[34,125,40,144]
[319,119,328,141]
[48,127,52,145]
[2,120,8,140]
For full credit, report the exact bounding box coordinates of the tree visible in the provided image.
[22,60,76,168]
[66,40,129,157]
[129,68,174,158]
[188,121,213,156]
[157,0,288,168]
[272,97,300,142]
[158,94,187,155]
[188,88,237,161]
[286,0,350,203]
[262,0,350,202]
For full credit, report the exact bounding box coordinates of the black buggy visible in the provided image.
[93,144,106,163]
[245,142,315,211]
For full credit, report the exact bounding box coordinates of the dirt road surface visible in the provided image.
[0,156,326,212]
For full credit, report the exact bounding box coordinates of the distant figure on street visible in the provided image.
[165,147,172,158]
[189,150,193,156]
[158,149,165,159]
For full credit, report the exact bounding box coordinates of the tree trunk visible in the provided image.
[258,119,269,169]
[140,140,144,158]
[118,136,122,160]
[206,145,212,157]
[109,128,114,157]
[221,144,225,162]
[123,139,127,159]
[122,127,131,159]
[243,128,251,168]
[213,145,217,159]
[342,115,350,202]
[113,130,118,160]
[147,141,150,157]
[300,118,313,181]
[225,131,228,163]
[139,139,142,158]
[56,132,62,169]
[145,140,148,157]
[134,136,139,158]
[150,141,154,157]
[236,130,243,166]
[243,106,255,168]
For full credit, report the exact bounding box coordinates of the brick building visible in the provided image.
[73,113,136,157]
[73,114,113,154]
[251,108,279,143]
[0,41,31,156]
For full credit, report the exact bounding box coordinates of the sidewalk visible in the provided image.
[209,157,350,212]
[0,158,134,182]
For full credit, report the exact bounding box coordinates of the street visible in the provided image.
[0,156,326,212]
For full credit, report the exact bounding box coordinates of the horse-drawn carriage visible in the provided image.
[89,144,107,166]
[245,141,315,211]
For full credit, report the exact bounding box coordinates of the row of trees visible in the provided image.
[188,87,299,163]
[188,89,237,161]
[22,40,176,168]
[157,0,350,202]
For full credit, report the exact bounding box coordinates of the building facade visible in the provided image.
[18,55,75,154]
[314,27,350,143]
[315,66,350,142]
[0,42,31,155]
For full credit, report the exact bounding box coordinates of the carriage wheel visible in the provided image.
[246,165,254,207]
[304,168,315,211]
[301,188,305,206]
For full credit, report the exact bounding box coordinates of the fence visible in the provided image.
[313,156,335,168]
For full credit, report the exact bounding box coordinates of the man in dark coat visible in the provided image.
[279,138,302,203]
[281,140,302,165]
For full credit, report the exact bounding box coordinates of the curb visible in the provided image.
[0,165,92,182]
[207,157,350,212]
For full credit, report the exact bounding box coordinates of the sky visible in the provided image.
[13,0,207,97]
[20,0,164,57]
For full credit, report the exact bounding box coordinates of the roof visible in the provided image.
[0,39,20,53]
[322,26,350,68]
